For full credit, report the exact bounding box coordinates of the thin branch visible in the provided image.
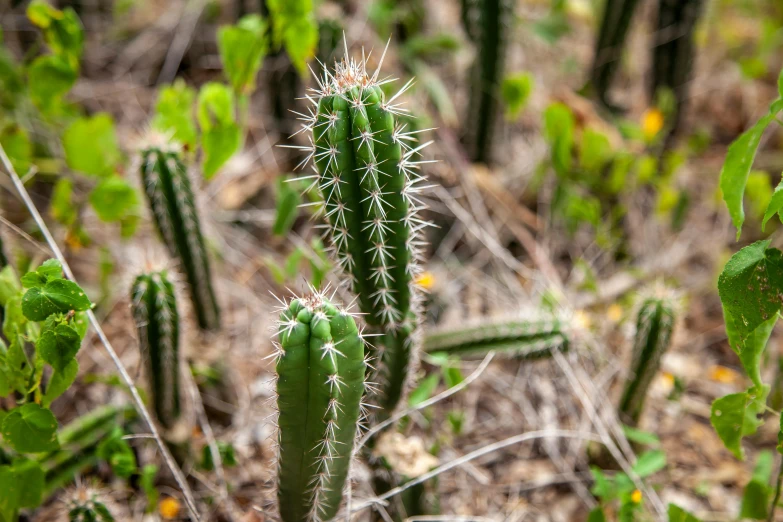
[0,144,202,521]
[348,429,603,513]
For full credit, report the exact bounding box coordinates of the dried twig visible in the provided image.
[0,144,202,521]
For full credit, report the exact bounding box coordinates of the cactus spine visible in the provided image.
[275,292,365,521]
[303,50,428,415]
[461,0,512,164]
[140,146,220,331]
[618,298,675,426]
[65,486,115,522]
[131,271,182,430]
[423,319,569,360]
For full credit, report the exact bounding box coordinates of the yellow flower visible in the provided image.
[661,372,675,387]
[709,365,739,384]
[415,271,436,290]
[159,497,181,520]
[642,108,664,140]
[631,489,642,503]
[607,304,623,322]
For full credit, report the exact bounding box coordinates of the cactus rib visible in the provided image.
[140,147,220,330]
[132,270,182,429]
[305,50,428,414]
[423,319,568,360]
[618,298,675,426]
[275,292,365,521]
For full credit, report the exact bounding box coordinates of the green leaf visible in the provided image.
[140,464,159,513]
[0,266,21,307]
[50,178,77,226]
[42,359,78,408]
[22,279,91,321]
[720,113,778,239]
[762,177,783,231]
[20,272,46,289]
[28,55,77,110]
[97,427,137,478]
[89,175,139,222]
[710,390,766,460]
[580,128,613,174]
[197,82,241,179]
[0,123,32,175]
[1,404,59,453]
[63,114,121,177]
[37,324,81,372]
[27,1,83,61]
[273,176,302,236]
[717,240,783,344]
[266,0,318,76]
[543,103,574,177]
[724,311,777,389]
[631,449,666,477]
[501,72,534,120]
[37,259,64,281]
[622,425,661,447]
[152,80,197,147]
[217,15,268,94]
[0,458,45,521]
[587,507,607,522]
[740,477,770,519]
[408,373,439,406]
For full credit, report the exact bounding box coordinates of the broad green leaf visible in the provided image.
[710,390,766,460]
[63,114,121,177]
[501,72,534,119]
[89,175,139,222]
[717,240,783,344]
[543,103,574,178]
[22,279,91,321]
[724,311,776,389]
[740,477,769,519]
[0,124,31,174]
[745,171,773,221]
[20,272,46,289]
[587,507,606,522]
[50,178,77,226]
[42,359,78,408]
[28,55,77,110]
[97,427,137,478]
[668,504,701,522]
[0,266,21,306]
[1,404,59,453]
[408,373,439,406]
[621,425,660,447]
[580,128,613,174]
[0,459,44,521]
[273,176,302,236]
[631,449,666,478]
[197,82,241,179]
[37,324,81,372]
[152,80,197,147]
[720,113,778,239]
[37,259,64,281]
[217,15,268,94]
[762,177,783,231]
[27,1,83,61]
[281,16,318,77]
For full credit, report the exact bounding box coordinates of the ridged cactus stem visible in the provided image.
[65,486,115,522]
[301,49,429,415]
[423,319,569,360]
[140,147,220,331]
[132,271,182,430]
[461,0,512,164]
[275,292,366,521]
[618,298,675,426]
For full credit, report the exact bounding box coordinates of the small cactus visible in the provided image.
[618,297,675,426]
[301,48,429,415]
[131,270,182,430]
[423,319,569,360]
[64,485,115,522]
[139,145,220,331]
[461,0,513,164]
[274,291,366,522]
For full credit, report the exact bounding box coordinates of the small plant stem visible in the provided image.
[768,457,783,522]
[0,144,202,521]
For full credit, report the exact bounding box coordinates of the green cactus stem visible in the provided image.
[618,297,675,426]
[299,49,430,415]
[275,291,366,522]
[65,486,115,522]
[139,146,220,331]
[461,0,513,164]
[423,319,569,360]
[131,270,182,430]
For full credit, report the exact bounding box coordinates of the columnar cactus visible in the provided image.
[274,291,366,522]
[64,486,115,522]
[131,270,182,430]
[423,319,569,360]
[140,146,220,331]
[302,50,429,414]
[618,298,675,426]
[461,0,513,164]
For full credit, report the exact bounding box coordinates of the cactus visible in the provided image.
[64,485,115,522]
[650,0,704,140]
[274,291,366,522]
[302,49,429,415]
[139,146,220,331]
[618,298,675,426]
[460,0,513,164]
[423,319,569,360]
[131,270,182,430]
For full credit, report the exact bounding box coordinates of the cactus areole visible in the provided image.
[275,292,366,522]
[298,48,430,414]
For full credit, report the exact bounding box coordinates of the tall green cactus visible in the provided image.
[140,146,220,331]
[275,291,365,522]
[618,297,675,426]
[461,0,513,164]
[131,270,182,430]
[423,318,569,360]
[302,50,429,415]
[65,486,115,522]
